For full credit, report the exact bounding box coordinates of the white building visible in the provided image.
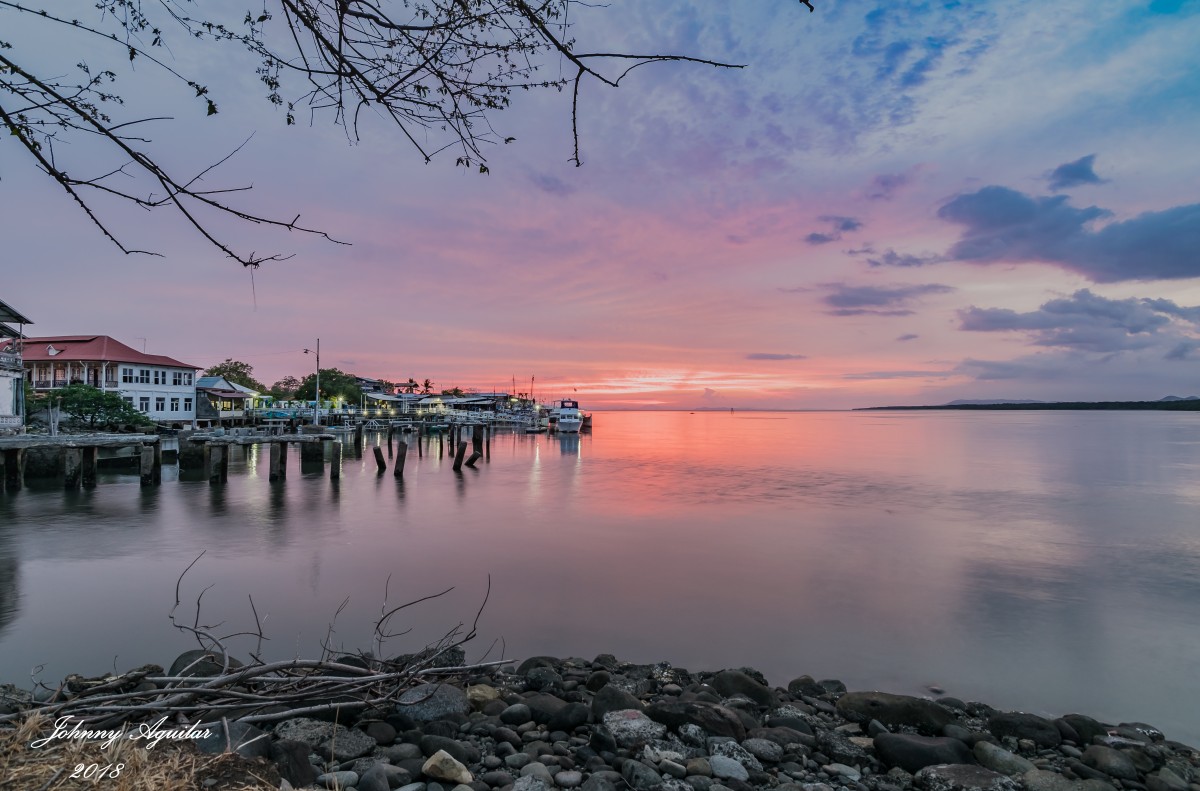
[0,298,34,434]
[6,335,200,426]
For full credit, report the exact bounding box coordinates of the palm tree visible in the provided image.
[421,379,433,395]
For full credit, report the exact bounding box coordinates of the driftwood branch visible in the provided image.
[0,558,505,730]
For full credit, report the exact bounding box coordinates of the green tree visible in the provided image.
[52,384,151,429]
[421,379,434,395]
[269,375,302,400]
[0,2,808,267]
[295,369,362,404]
[441,387,465,397]
[203,359,266,392]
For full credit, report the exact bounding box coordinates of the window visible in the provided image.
[153,370,165,385]
[155,397,165,412]
[170,397,180,412]
[138,369,150,384]
[184,372,193,385]
[138,397,150,412]
[172,371,182,386]
[123,396,134,406]
[183,397,193,412]
[122,367,134,383]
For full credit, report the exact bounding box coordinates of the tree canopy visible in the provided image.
[294,368,363,403]
[51,383,152,429]
[203,359,267,392]
[1,1,811,267]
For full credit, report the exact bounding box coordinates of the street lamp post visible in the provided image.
[304,339,320,426]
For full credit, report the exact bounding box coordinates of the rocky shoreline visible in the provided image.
[4,650,1198,791]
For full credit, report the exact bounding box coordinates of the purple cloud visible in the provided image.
[746,353,807,360]
[823,282,954,316]
[1046,154,1106,191]
[938,186,1200,282]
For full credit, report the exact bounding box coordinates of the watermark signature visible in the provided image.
[30,715,212,751]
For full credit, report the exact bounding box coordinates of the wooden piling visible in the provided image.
[373,446,387,473]
[3,449,23,492]
[465,450,482,468]
[269,442,284,482]
[64,447,83,489]
[484,425,490,459]
[139,444,155,486]
[206,444,227,485]
[82,447,97,488]
[472,424,484,456]
[453,440,468,471]
[330,440,342,479]
[438,434,444,459]
[387,427,394,457]
[354,422,364,453]
[152,441,162,485]
[394,440,407,478]
[417,433,423,458]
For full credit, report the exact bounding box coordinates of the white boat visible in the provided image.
[554,399,583,433]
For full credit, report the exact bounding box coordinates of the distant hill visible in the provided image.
[945,399,1046,406]
[858,397,1200,412]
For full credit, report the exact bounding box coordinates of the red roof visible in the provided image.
[0,335,198,369]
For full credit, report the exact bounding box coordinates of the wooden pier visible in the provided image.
[1,421,500,493]
[182,433,337,484]
[0,434,162,492]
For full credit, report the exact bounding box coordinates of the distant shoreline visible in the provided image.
[856,399,1200,411]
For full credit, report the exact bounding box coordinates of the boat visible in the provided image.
[554,399,583,433]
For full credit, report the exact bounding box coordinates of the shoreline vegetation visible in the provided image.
[855,399,1200,412]
[1,650,1196,791]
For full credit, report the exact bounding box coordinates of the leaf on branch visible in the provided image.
[206,99,218,116]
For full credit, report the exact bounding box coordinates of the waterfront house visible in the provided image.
[0,298,34,434]
[5,335,200,427]
[195,376,267,426]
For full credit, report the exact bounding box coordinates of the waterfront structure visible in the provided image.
[6,335,199,426]
[195,376,267,426]
[0,298,34,434]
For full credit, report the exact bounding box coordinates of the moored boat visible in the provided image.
[554,399,583,433]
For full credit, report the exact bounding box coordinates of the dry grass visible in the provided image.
[0,713,283,791]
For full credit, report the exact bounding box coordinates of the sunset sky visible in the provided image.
[4,0,1199,409]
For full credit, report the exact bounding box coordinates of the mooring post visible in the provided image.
[206,443,224,485]
[438,434,444,459]
[472,424,484,455]
[354,422,364,453]
[465,449,482,468]
[152,441,163,485]
[453,440,468,471]
[387,427,394,457]
[394,440,408,478]
[269,441,283,482]
[63,447,83,489]
[373,446,387,473]
[279,441,288,479]
[139,444,155,486]
[5,449,24,492]
[484,425,490,460]
[417,433,423,458]
[330,440,342,479]
[82,446,97,488]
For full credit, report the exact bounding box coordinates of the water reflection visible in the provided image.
[0,412,1198,744]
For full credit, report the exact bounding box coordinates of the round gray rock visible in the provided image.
[397,683,471,722]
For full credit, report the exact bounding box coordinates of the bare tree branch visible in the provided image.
[1,1,814,265]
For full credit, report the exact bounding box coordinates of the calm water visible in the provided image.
[1,411,1198,743]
